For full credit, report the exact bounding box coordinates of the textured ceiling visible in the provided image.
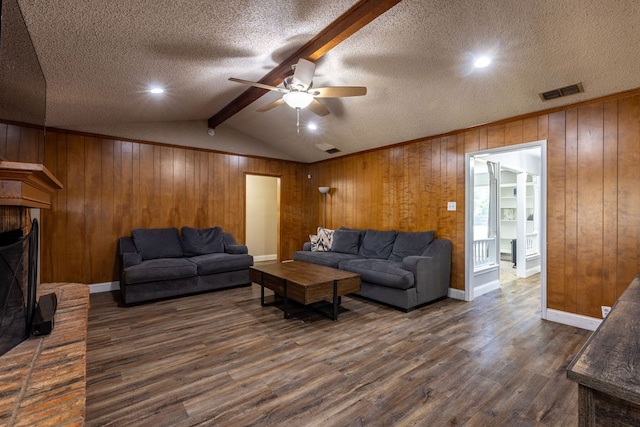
[14,0,640,162]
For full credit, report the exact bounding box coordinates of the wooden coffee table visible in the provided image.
[249,261,361,321]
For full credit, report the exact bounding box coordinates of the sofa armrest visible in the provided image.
[302,242,312,251]
[122,252,142,268]
[402,239,452,304]
[221,232,248,254]
[118,237,142,269]
[225,244,248,254]
[118,236,137,255]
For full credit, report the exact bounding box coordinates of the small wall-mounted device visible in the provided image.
[207,128,215,136]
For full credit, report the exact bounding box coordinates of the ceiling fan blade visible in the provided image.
[291,59,316,91]
[310,86,367,98]
[307,99,330,116]
[229,78,288,93]
[256,98,286,112]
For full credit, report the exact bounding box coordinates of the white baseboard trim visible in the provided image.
[253,254,277,263]
[520,266,541,278]
[473,280,501,298]
[448,287,465,300]
[89,281,120,294]
[546,308,601,331]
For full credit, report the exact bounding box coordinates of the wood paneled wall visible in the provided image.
[0,124,313,285]
[309,91,640,319]
[2,89,640,318]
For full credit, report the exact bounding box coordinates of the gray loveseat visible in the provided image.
[119,226,253,305]
[293,228,451,311]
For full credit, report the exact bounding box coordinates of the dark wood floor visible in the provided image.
[86,273,590,426]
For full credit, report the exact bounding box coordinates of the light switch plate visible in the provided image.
[447,202,456,211]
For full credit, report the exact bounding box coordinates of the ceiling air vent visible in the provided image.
[539,82,584,101]
[315,142,341,154]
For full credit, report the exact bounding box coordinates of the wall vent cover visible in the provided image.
[540,82,584,101]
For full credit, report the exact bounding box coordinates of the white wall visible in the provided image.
[245,175,278,261]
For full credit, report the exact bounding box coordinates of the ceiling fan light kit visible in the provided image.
[228,58,367,123]
[283,91,314,109]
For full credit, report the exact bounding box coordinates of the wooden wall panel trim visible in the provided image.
[0,122,7,159]
[564,108,579,314]
[6,125,20,160]
[576,104,604,318]
[546,112,567,310]
[487,124,505,148]
[160,146,175,227]
[616,96,640,292]
[100,139,116,280]
[42,131,61,282]
[522,117,538,142]
[418,140,433,229]
[65,134,87,283]
[18,127,39,162]
[602,100,618,306]
[53,132,68,282]
[84,137,103,284]
[505,120,523,146]
[138,143,154,228]
[537,115,549,141]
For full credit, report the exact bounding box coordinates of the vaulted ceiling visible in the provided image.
[13,0,640,162]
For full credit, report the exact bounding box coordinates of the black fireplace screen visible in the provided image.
[0,219,38,356]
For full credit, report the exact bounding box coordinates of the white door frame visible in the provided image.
[464,140,548,320]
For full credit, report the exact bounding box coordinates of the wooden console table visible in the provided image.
[0,283,89,426]
[567,274,640,426]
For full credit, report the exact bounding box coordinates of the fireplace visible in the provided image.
[0,161,61,355]
[0,219,37,355]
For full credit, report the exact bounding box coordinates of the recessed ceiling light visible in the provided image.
[308,123,317,130]
[149,87,164,94]
[474,56,491,68]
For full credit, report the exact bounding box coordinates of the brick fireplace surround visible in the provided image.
[0,282,89,426]
[0,161,88,425]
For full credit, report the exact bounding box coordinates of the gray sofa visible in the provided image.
[118,226,253,305]
[293,228,451,311]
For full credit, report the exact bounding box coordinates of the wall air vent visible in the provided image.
[539,82,584,101]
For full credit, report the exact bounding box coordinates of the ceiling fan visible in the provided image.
[228,58,367,119]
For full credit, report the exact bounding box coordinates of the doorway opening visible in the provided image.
[465,141,547,320]
[245,174,280,263]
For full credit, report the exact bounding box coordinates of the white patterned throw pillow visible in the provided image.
[309,234,319,251]
[315,227,334,252]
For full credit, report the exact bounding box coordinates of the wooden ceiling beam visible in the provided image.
[207,0,402,129]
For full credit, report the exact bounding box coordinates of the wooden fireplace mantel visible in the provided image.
[0,161,63,208]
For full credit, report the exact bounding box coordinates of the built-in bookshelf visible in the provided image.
[499,171,534,256]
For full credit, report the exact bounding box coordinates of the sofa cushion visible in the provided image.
[330,229,361,254]
[339,259,414,290]
[358,229,397,259]
[132,228,183,261]
[388,231,436,262]
[123,257,197,285]
[181,226,224,256]
[187,253,254,275]
[293,250,362,269]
